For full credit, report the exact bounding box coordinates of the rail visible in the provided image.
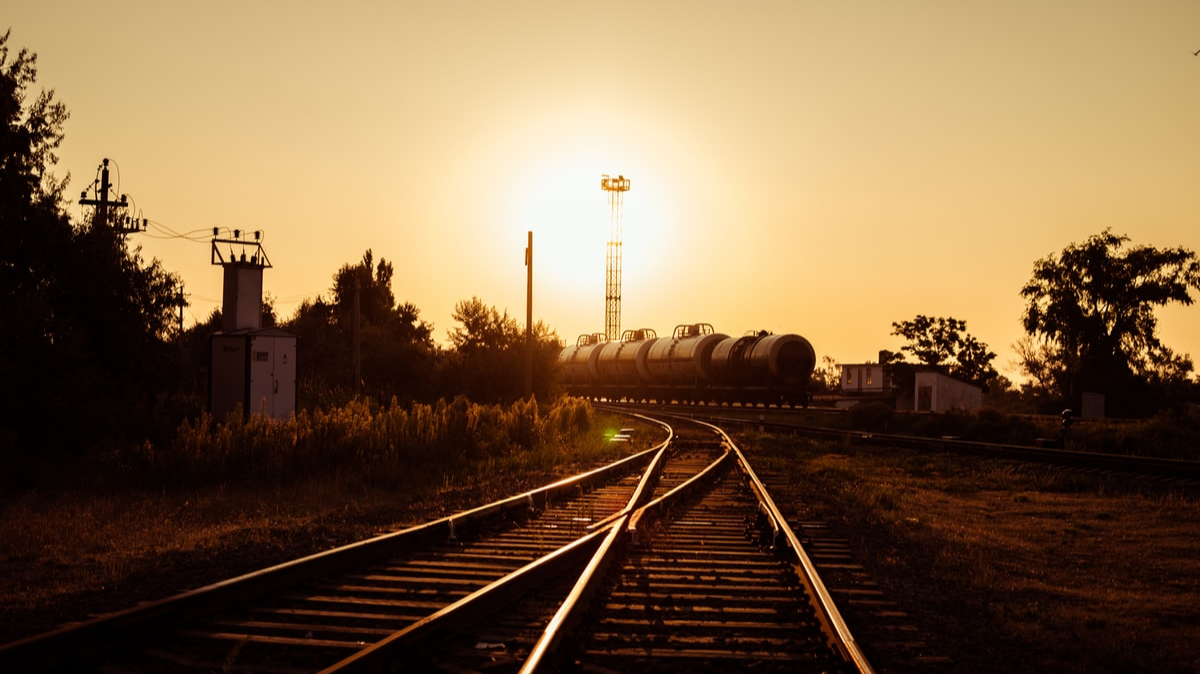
[521,414,875,674]
[0,441,666,671]
[604,403,1200,479]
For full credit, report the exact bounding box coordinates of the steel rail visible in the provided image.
[593,408,875,674]
[519,425,731,674]
[316,527,612,673]
[605,403,1200,479]
[586,418,673,533]
[0,442,666,671]
[317,413,676,674]
[698,417,877,674]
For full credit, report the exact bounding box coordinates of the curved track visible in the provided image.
[1,414,874,674]
[606,402,1200,481]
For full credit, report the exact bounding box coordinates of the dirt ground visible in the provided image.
[742,431,1200,674]
[3,435,1198,674]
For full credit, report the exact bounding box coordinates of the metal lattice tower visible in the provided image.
[600,174,630,342]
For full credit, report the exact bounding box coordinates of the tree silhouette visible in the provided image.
[1020,229,1199,414]
[890,315,998,389]
[1,31,184,465]
[443,297,561,403]
[283,250,436,405]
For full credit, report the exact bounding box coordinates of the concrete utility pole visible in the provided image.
[353,276,362,394]
[525,230,534,399]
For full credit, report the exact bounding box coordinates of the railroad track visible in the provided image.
[1,415,874,674]
[605,402,1200,481]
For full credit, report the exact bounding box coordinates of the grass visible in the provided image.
[743,431,1200,674]
[7,400,1196,671]
[0,397,651,645]
[828,403,1200,460]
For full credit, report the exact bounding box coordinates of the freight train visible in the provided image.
[558,323,816,407]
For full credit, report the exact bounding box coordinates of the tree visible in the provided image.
[282,250,436,405]
[443,297,561,403]
[1020,230,1200,414]
[890,315,998,389]
[1,31,185,464]
[332,249,397,328]
[810,355,842,395]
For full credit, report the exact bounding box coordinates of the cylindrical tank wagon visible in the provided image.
[595,328,658,395]
[559,323,815,407]
[643,323,727,388]
[558,333,607,394]
[710,331,816,406]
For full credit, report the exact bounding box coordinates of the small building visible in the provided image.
[209,236,297,421]
[838,362,983,413]
[841,363,887,395]
[836,362,890,409]
[911,370,982,413]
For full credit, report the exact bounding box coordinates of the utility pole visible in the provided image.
[600,174,630,342]
[353,276,362,394]
[525,231,534,399]
[79,158,145,236]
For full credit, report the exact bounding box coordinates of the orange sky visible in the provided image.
[10,2,1200,381]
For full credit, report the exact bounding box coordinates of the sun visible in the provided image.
[501,145,677,342]
[510,161,612,302]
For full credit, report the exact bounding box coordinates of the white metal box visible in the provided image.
[210,328,297,421]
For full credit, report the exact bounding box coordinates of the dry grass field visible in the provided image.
[0,476,534,644]
[744,431,1200,674]
[3,421,1197,674]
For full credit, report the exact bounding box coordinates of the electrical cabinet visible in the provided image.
[210,328,297,420]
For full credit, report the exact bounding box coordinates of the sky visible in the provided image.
[9,1,1200,381]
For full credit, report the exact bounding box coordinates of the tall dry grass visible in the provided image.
[116,395,602,489]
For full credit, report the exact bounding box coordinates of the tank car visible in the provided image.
[559,323,815,407]
[594,328,658,399]
[710,331,816,406]
[557,333,607,395]
[641,323,729,401]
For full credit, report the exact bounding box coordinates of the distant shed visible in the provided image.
[913,370,982,413]
[838,362,982,413]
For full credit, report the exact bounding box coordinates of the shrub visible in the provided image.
[138,396,600,488]
[847,402,895,433]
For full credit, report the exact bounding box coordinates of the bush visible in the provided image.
[1065,409,1200,460]
[847,402,895,433]
[131,395,600,488]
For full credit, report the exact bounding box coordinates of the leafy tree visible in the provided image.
[1020,230,1199,414]
[442,297,562,403]
[890,315,998,389]
[810,355,841,395]
[282,250,436,405]
[0,31,184,464]
[332,249,397,327]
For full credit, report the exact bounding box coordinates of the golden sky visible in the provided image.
[10,1,1200,380]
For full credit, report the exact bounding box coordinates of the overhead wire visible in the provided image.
[77,184,321,323]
